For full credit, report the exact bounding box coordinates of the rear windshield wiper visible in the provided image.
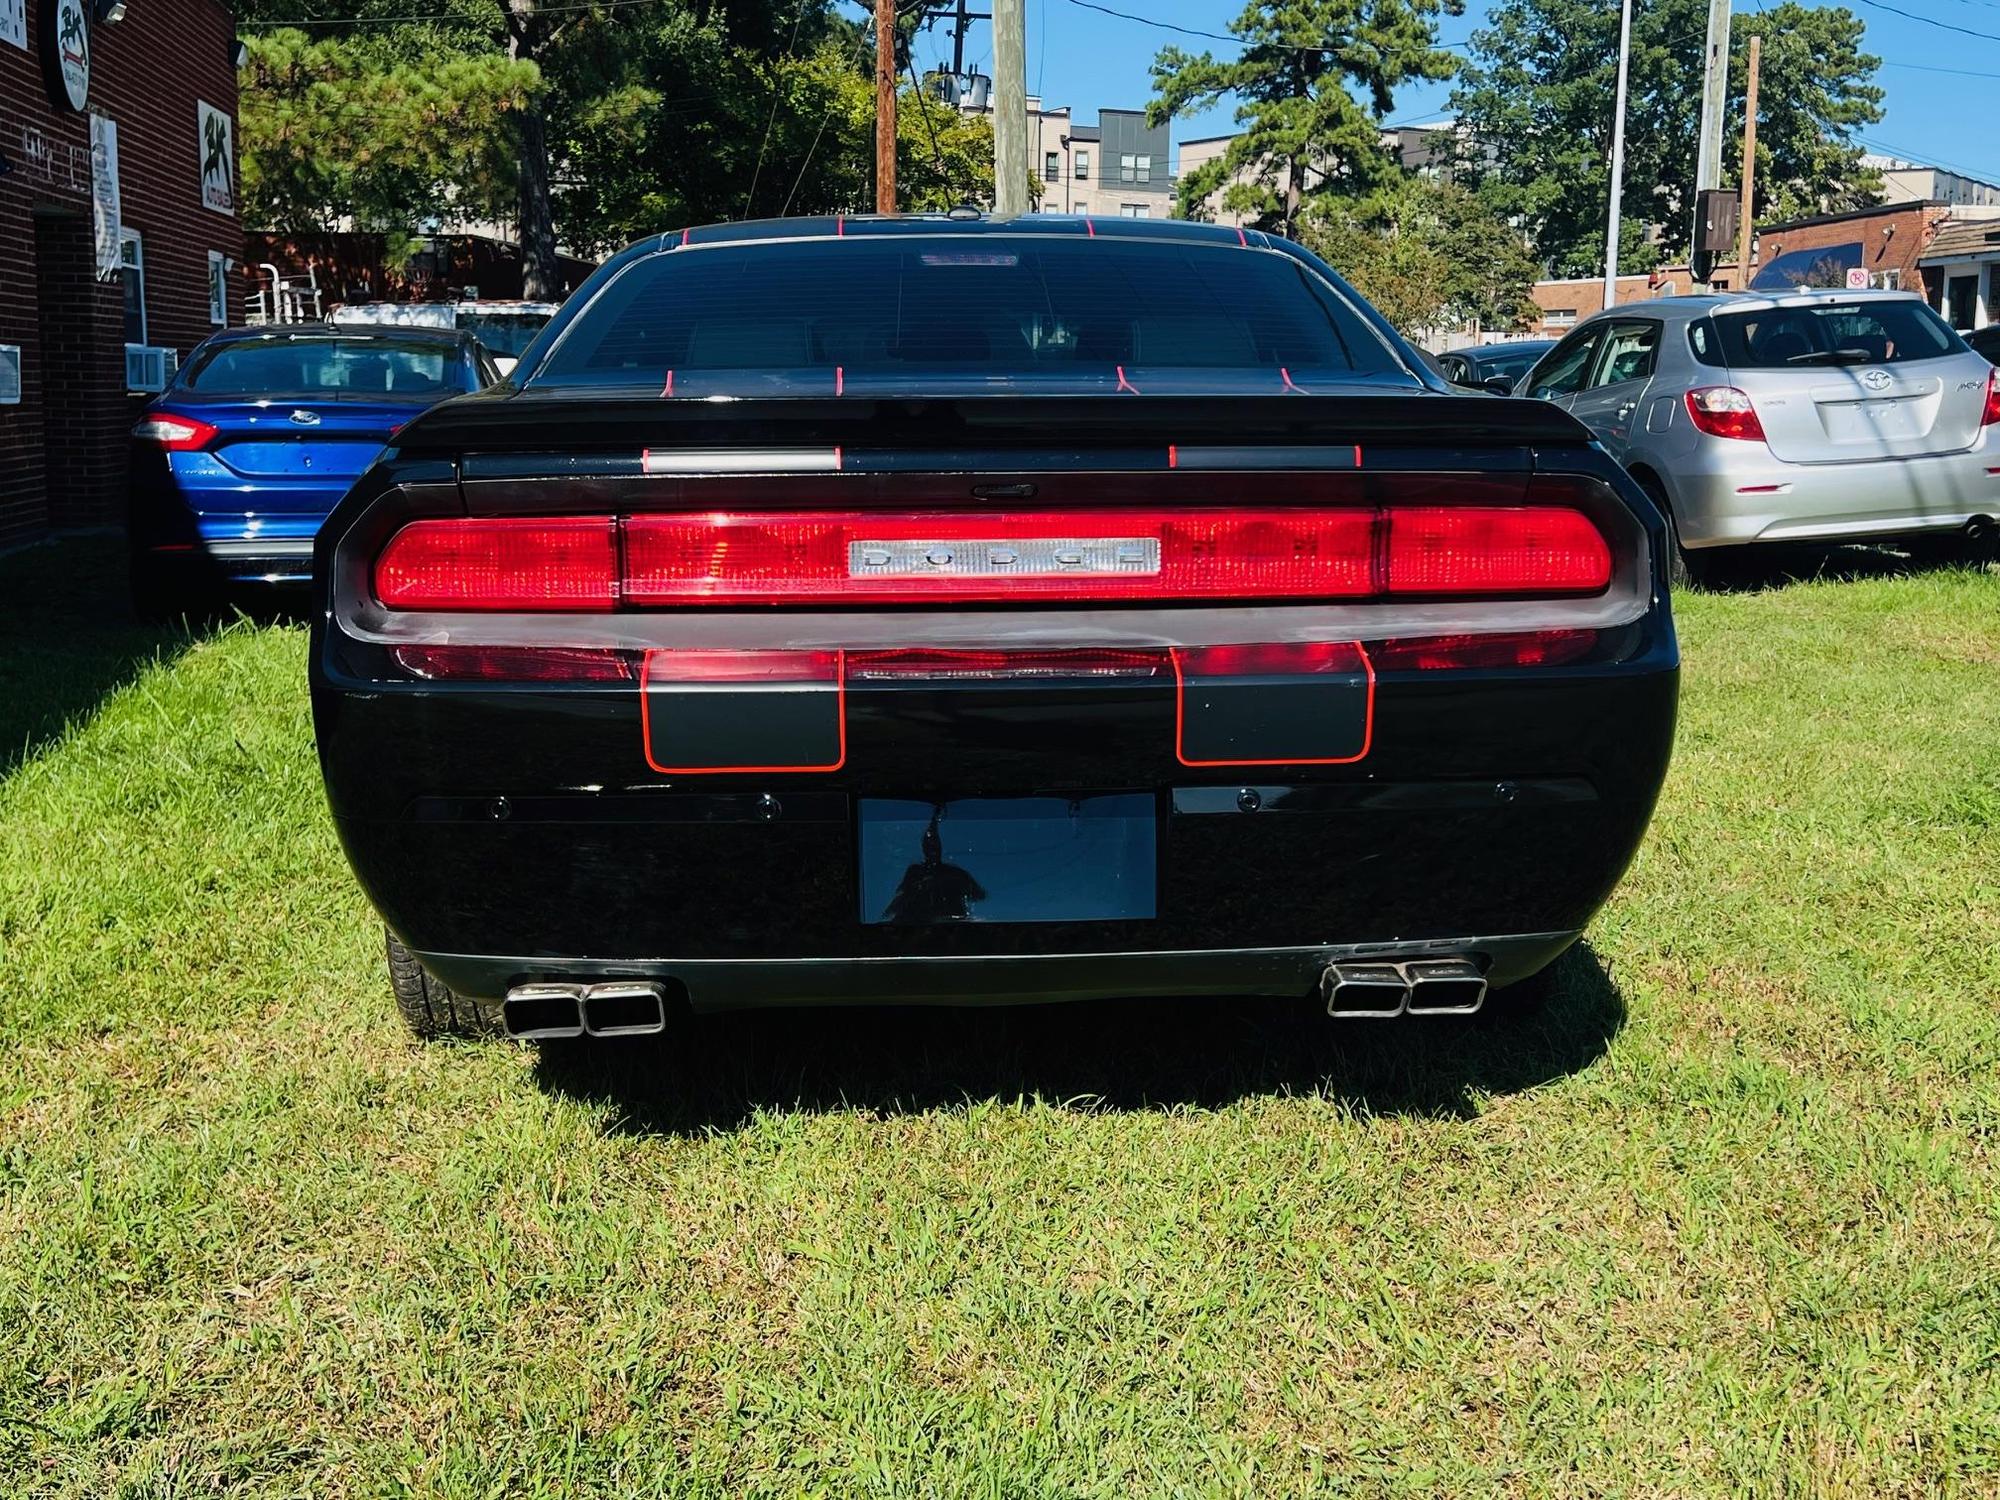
[1785,347,1877,365]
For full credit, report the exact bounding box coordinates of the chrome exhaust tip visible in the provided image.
[1323,962,1411,1018]
[578,981,669,1037]
[1402,958,1487,1015]
[503,982,585,1040]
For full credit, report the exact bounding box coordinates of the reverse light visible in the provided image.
[1982,368,2000,428]
[131,415,219,451]
[1684,386,1767,443]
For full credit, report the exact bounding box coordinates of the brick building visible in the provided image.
[1,0,241,548]
[1526,201,1970,339]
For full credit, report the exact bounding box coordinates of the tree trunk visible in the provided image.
[508,0,558,301]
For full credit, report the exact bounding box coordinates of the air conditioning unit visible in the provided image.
[125,343,174,394]
[0,345,20,405]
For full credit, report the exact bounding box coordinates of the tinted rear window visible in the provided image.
[182,337,462,396]
[457,312,550,359]
[534,237,1405,391]
[1711,301,1965,368]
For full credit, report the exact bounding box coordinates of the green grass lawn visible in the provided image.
[1,538,1996,1497]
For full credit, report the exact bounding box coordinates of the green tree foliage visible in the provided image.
[1146,0,1464,233]
[235,1,1002,284]
[1450,0,1882,277]
[239,28,536,235]
[1303,173,1539,335]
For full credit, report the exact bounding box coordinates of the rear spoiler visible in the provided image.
[402,391,1596,459]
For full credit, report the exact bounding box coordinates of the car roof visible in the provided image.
[207,322,471,346]
[1575,287,1925,326]
[1447,339,1555,355]
[626,211,1274,256]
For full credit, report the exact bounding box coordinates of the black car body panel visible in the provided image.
[309,218,1678,1021]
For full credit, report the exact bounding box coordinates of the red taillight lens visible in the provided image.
[1372,629,1597,671]
[846,648,1166,680]
[1982,369,2000,428]
[1685,386,1766,443]
[375,502,1613,611]
[622,509,1380,605]
[132,415,219,451]
[1174,641,1368,676]
[392,645,637,681]
[1384,507,1610,595]
[375,517,619,611]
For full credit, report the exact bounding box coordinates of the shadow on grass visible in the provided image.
[0,534,302,780]
[1693,539,1995,594]
[533,942,1627,1136]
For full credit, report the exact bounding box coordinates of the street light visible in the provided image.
[1603,0,1635,311]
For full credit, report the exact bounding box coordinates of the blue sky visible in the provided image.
[912,0,2000,186]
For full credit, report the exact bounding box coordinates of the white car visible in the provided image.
[1521,290,2000,581]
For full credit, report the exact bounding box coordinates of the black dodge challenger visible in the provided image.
[309,214,1678,1040]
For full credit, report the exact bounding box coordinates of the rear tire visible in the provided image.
[386,930,492,1039]
[1632,472,1717,591]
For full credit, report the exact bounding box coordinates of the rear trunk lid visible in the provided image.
[1740,360,1988,463]
[169,398,421,515]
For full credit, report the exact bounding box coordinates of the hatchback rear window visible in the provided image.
[182,337,461,396]
[1710,301,1965,368]
[534,237,1405,390]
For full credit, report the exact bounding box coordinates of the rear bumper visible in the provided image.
[1669,437,2000,547]
[415,931,1582,1012]
[138,537,316,586]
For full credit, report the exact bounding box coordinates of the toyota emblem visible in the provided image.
[1861,369,1892,392]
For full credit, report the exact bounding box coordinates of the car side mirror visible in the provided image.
[1481,375,1516,396]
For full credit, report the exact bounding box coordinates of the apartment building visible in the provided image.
[962,96,1172,218]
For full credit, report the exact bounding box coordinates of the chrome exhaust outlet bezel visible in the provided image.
[503,982,586,1040]
[1401,958,1488,1015]
[1323,962,1412,1019]
[578,981,669,1037]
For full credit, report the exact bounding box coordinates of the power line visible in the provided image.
[1058,0,1473,54]
[239,0,670,26]
[744,0,817,217]
[1845,0,2000,43]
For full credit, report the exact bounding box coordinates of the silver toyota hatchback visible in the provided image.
[1520,290,2000,581]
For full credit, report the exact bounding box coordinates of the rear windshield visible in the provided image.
[181,337,463,397]
[1708,300,1965,369]
[533,237,1407,392]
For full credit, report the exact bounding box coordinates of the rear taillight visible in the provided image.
[374,501,1612,611]
[375,517,619,611]
[1982,369,2000,427]
[1372,629,1597,671]
[1684,386,1766,443]
[393,645,637,681]
[131,415,219,451]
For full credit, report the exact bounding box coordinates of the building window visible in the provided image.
[1120,153,1135,183]
[1947,275,1978,330]
[1546,308,1577,328]
[1136,154,1151,183]
[1880,268,1901,291]
[1074,150,1089,181]
[1045,150,1060,183]
[208,251,230,326]
[1120,203,1151,219]
[119,229,146,345]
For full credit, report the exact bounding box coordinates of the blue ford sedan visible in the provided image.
[128,324,498,615]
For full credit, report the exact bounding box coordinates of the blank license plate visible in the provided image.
[858,794,1157,925]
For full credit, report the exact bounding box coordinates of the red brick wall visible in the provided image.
[0,0,241,547]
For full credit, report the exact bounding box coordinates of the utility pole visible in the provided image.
[1602,0,1634,311]
[875,0,897,214]
[1691,0,1731,286]
[993,0,1028,216]
[1736,33,1761,288]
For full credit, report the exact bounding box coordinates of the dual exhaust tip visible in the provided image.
[503,980,672,1040]
[1323,957,1487,1018]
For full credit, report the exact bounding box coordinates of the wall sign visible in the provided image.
[1,0,27,54]
[39,0,89,111]
[198,101,234,215]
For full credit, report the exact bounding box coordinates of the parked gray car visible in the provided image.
[1520,290,2000,581]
